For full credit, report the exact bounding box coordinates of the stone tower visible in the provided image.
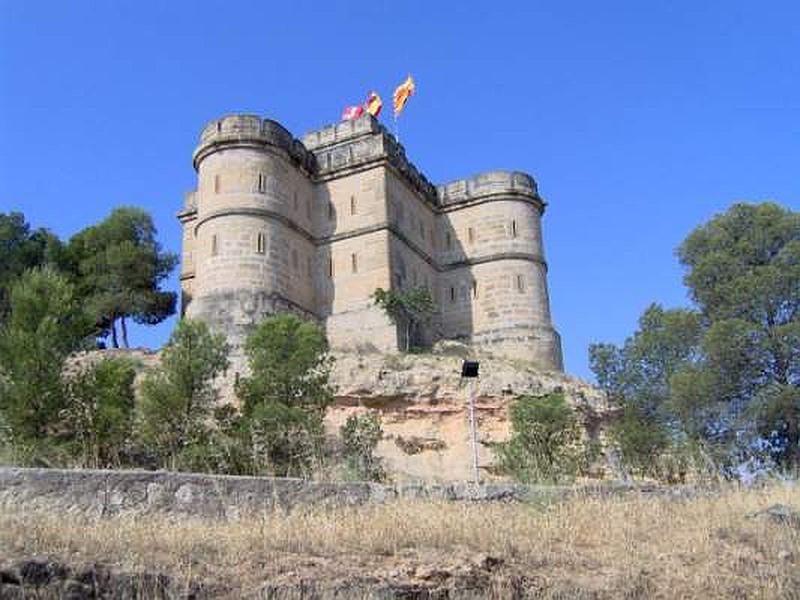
[179,113,563,371]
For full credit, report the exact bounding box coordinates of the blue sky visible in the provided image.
[1,1,798,380]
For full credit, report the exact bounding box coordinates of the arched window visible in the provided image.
[256,232,265,254]
[211,234,218,256]
[351,253,358,273]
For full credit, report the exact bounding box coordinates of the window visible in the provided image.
[214,174,221,194]
[328,202,335,221]
[450,286,456,302]
[257,173,265,193]
[472,280,478,299]
[328,256,334,278]
[350,195,357,215]
[351,253,358,273]
[292,249,299,270]
[419,221,424,239]
[468,227,475,244]
[211,234,218,256]
[307,257,313,275]
[446,232,452,250]
[516,274,525,292]
[256,232,265,254]
[216,121,222,132]
[511,220,518,238]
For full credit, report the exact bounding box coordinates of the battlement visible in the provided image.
[437,171,543,210]
[193,114,314,172]
[305,114,438,203]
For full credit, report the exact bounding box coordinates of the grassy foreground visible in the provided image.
[1,483,798,598]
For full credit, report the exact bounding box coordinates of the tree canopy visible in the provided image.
[67,206,177,347]
[0,212,64,321]
[591,202,800,475]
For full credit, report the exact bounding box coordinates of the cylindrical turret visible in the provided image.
[187,115,317,352]
[437,171,563,371]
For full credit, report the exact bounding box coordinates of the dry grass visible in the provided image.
[1,483,798,598]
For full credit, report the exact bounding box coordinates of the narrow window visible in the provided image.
[351,253,358,273]
[328,202,335,221]
[419,221,424,238]
[468,227,475,244]
[328,256,334,278]
[446,232,452,250]
[258,173,265,193]
[511,220,518,238]
[472,280,478,299]
[516,274,525,292]
[350,195,357,215]
[256,232,265,254]
[216,121,222,132]
[214,174,220,194]
[450,286,456,302]
[211,234,218,256]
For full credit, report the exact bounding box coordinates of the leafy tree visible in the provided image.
[64,357,137,468]
[137,319,229,469]
[236,313,334,477]
[0,268,89,456]
[591,202,800,474]
[676,202,800,467]
[497,392,585,483]
[67,207,177,347]
[371,287,436,352]
[340,412,385,481]
[0,212,64,321]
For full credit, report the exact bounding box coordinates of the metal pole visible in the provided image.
[467,379,480,484]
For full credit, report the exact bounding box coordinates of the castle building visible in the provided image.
[178,114,563,371]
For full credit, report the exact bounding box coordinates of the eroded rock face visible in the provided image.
[66,347,615,482]
[326,349,615,482]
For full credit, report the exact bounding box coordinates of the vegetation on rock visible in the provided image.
[371,286,435,352]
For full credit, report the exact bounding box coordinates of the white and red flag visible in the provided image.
[341,104,365,120]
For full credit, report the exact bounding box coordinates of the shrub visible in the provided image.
[236,313,334,477]
[340,412,385,481]
[137,319,229,469]
[497,392,584,483]
[64,357,137,468]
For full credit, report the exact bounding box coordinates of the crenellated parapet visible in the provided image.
[437,171,544,212]
[193,114,314,172]
[304,114,438,204]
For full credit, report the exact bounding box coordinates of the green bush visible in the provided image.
[64,357,137,468]
[236,313,334,477]
[340,412,385,482]
[497,392,585,483]
[137,319,229,469]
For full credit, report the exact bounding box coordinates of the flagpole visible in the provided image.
[394,111,400,143]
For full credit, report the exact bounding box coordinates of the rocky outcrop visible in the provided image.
[66,346,616,482]
[326,346,615,481]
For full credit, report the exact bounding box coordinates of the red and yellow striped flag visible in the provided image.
[393,75,415,116]
[365,91,383,117]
